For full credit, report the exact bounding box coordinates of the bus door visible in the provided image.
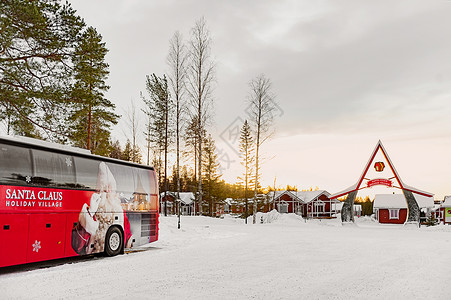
[27,214,66,263]
[0,213,29,267]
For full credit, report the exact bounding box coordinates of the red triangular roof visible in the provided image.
[330,140,433,199]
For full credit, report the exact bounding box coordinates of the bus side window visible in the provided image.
[0,143,32,185]
[148,169,159,211]
[74,157,99,190]
[32,150,76,188]
[134,169,152,210]
[105,163,135,210]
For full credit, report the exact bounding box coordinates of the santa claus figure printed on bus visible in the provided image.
[71,162,132,255]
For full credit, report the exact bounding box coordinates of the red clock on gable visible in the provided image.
[374,161,385,172]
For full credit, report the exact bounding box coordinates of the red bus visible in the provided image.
[0,136,159,267]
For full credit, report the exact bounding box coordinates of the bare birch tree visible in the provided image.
[141,91,153,165]
[167,31,187,225]
[123,100,141,163]
[247,74,276,224]
[187,17,215,215]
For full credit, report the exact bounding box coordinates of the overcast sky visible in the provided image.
[71,0,451,199]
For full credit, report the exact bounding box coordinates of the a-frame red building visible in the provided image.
[329,140,433,225]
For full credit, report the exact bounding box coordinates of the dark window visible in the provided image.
[74,157,100,190]
[102,162,136,211]
[32,150,76,187]
[135,168,151,195]
[104,163,158,211]
[0,143,32,185]
[105,162,135,197]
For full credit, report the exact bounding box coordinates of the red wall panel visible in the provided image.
[0,214,29,267]
[378,209,407,224]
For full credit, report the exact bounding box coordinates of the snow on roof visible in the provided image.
[266,191,286,199]
[293,190,330,203]
[160,191,195,205]
[373,194,434,209]
[268,190,331,203]
[414,194,435,208]
[179,192,195,205]
[441,196,451,207]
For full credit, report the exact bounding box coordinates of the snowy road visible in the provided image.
[1,214,450,299]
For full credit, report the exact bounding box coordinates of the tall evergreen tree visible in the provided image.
[69,26,118,154]
[202,134,221,216]
[142,74,173,215]
[238,120,255,224]
[184,115,206,187]
[151,149,163,192]
[109,140,122,159]
[120,139,142,163]
[0,0,84,139]
[122,140,133,162]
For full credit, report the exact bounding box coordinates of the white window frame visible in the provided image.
[314,201,325,213]
[389,209,399,219]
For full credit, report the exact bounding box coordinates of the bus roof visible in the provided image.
[0,135,154,171]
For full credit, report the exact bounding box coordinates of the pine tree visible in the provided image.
[0,0,85,139]
[109,140,122,159]
[122,140,133,162]
[202,134,222,216]
[184,116,199,181]
[69,26,118,154]
[142,74,173,215]
[238,120,255,223]
[362,196,373,216]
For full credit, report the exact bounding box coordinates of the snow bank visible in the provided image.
[2,214,451,299]
[245,209,304,224]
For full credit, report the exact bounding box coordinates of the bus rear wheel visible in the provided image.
[105,226,123,257]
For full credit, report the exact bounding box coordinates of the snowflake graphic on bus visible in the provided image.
[32,240,41,252]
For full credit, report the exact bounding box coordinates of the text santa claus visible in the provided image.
[4,188,63,208]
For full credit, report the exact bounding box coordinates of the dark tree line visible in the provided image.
[355,196,374,216]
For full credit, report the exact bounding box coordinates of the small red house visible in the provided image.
[373,194,434,224]
[268,191,302,214]
[268,190,337,218]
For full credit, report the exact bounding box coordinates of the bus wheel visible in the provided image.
[105,227,123,257]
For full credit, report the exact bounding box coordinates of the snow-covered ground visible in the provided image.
[1,212,451,299]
